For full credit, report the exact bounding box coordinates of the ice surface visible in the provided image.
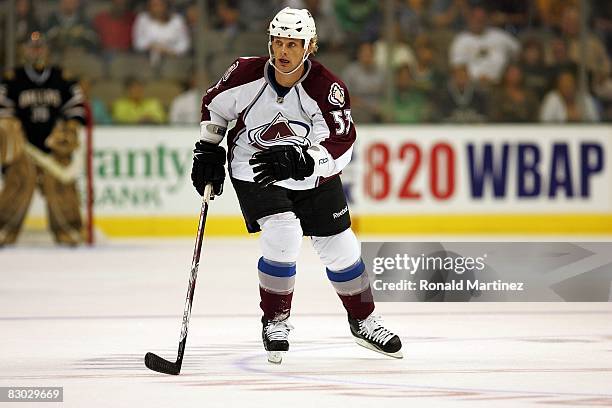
[1,238,611,407]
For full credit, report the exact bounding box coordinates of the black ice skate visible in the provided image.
[261,317,293,364]
[349,314,403,359]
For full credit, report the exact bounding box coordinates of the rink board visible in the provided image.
[24,125,612,237]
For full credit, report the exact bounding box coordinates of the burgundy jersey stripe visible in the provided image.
[200,56,267,122]
[300,60,356,160]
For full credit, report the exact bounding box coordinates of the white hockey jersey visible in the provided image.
[200,56,356,190]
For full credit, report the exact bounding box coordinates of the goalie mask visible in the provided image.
[268,7,317,75]
[23,31,50,70]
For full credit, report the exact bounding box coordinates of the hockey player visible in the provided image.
[191,8,402,363]
[0,32,86,246]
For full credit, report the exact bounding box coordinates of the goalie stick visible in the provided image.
[23,143,79,184]
[145,183,213,375]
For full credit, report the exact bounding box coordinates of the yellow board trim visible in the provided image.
[355,214,612,235]
[23,216,249,237]
[96,216,249,237]
[25,214,612,237]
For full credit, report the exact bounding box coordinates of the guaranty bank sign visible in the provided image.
[94,144,192,209]
[89,127,206,216]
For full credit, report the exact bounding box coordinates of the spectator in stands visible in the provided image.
[397,0,431,39]
[0,0,40,60]
[540,70,600,122]
[490,64,538,122]
[239,0,277,32]
[430,0,469,31]
[488,0,530,34]
[93,0,136,54]
[342,42,385,123]
[213,0,242,39]
[449,5,520,85]
[535,0,578,29]
[592,72,612,121]
[15,0,40,46]
[80,78,113,125]
[112,78,166,124]
[434,65,488,123]
[559,5,610,78]
[411,35,444,94]
[373,23,416,70]
[546,37,578,75]
[133,0,191,65]
[392,64,430,123]
[519,38,552,100]
[334,0,380,42]
[593,0,612,56]
[184,3,203,48]
[284,0,345,51]
[45,0,98,53]
[169,72,206,125]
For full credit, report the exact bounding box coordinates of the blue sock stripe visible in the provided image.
[258,257,296,278]
[326,259,365,283]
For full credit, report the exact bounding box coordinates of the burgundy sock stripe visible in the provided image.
[259,286,293,321]
[338,285,375,320]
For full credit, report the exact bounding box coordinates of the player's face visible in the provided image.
[271,37,306,73]
[24,44,49,69]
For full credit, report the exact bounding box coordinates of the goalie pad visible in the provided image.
[40,167,84,245]
[0,119,84,245]
[0,117,26,166]
[37,120,85,243]
[23,119,82,184]
[45,119,81,163]
[0,153,37,245]
[0,149,84,246]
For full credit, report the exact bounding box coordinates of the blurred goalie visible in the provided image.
[0,32,86,246]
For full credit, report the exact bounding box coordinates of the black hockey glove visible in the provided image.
[191,140,226,196]
[249,145,315,187]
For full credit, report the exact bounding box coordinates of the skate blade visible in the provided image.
[354,338,404,359]
[267,351,284,364]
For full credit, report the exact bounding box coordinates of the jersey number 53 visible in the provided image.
[330,109,352,136]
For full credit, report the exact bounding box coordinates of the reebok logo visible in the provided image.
[333,206,348,219]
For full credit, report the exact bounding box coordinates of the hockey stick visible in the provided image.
[144,183,213,375]
[23,143,80,184]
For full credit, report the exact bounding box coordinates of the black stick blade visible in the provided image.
[144,352,181,375]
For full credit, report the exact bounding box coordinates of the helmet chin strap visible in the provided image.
[268,39,310,76]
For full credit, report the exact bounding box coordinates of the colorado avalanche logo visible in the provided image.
[328,83,345,107]
[248,112,311,150]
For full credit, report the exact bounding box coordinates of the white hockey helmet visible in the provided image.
[268,7,317,74]
[269,7,317,49]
